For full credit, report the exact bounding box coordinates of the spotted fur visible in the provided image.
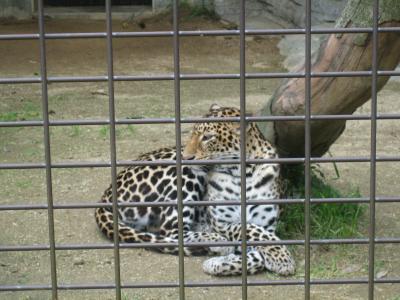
[95,104,251,256]
[183,104,295,275]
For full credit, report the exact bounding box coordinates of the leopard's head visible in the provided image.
[183,104,252,160]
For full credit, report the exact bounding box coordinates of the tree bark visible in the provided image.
[259,0,400,157]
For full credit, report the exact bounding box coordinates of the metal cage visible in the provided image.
[1,0,400,299]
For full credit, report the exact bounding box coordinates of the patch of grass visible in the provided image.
[276,165,365,239]
[99,125,109,138]
[0,111,18,121]
[52,94,70,102]
[125,125,136,135]
[121,293,141,300]
[15,179,33,189]
[0,100,41,121]
[179,1,220,20]
[373,259,388,274]
[99,125,136,139]
[22,147,42,158]
[69,125,82,137]
[310,255,340,279]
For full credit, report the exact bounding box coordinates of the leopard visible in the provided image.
[95,104,255,256]
[182,104,296,276]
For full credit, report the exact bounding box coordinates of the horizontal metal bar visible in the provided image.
[0,204,49,210]
[1,196,400,211]
[45,32,107,39]
[114,74,175,81]
[1,277,400,292]
[0,33,41,40]
[1,70,400,85]
[2,113,400,128]
[0,77,41,84]
[1,237,400,253]
[2,155,400,170]
[49,76,108,83]
[0,120,44,127]
[313,71,371,77]
[1,27,399,41]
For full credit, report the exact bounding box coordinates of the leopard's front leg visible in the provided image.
[159,206,235,256]
[203,221,295,275]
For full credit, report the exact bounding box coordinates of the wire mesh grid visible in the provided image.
[0,0,400,299]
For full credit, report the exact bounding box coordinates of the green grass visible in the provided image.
[0,100,41,121]
[185,5,220,20]
[15,179,33,189]
[121,293,141,300]
[310,255,340,278]
[178,1,220,20]
[99,125,136,139]
[69,125,82,137]
[276,165,365,239]
[99,125,109,138]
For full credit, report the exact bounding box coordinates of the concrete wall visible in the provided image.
[0,0,33,20]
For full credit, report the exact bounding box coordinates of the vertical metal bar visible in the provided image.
[239,0,248,299]
[304,0,312,298]
[105,1,122,299]
[172,1,185,299]
[37,1,58,299]
[369,0,379,299]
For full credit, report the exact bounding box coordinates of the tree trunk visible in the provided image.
[259,0,400,157]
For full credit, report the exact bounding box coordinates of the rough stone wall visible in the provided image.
[214,0,348,27]
[0,0,33,20]
[153,0,214,12]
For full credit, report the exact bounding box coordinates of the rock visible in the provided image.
[245,36,254,42]
[277,34,325,71]
[376,270,388,279]
[251,62,270,69]
[299,259,305,267]
[215,0,347,29]
[342,264,362,274]
[219,19,231,26]
[389,65,400,82]
[91,89,108,96]
[73,258,85,266]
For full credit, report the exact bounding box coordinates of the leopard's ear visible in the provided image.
[231,111,253,135]
[245,111,253,117]
[209,103,221,112]
[232,124,252,136]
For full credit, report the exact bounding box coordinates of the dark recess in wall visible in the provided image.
[44,0,151,6]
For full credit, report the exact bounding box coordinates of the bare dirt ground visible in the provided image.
[0,12,399,300]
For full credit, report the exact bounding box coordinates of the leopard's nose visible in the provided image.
[182,154,195,160]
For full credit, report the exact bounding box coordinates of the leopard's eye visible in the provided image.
[202,133,215,142]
